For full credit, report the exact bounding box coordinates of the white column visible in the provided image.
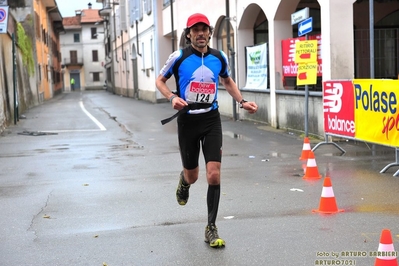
[268,19,294,127]
[318,0,356,80]
[261,0,299,128]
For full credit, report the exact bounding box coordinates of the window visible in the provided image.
[120,0,127,31]
[106,36,111,57]
[91,28,97,39]
[70,50,77,64]
[35,12,40,38]
[216,17,235,85]
[38,65,41,81]
[92,50,98,62]
[129,0,143,23]
[74,33,80,42]
[217,17,235,60]
[93,72,100,82]
[144,0,152,15]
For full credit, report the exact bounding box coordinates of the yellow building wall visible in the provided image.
[34,0,51,100]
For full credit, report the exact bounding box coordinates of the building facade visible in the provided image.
[97,0,399,137]
[61,4,106,91]
[33,0,64,101]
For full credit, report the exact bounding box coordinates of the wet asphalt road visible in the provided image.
[0,90,398,266]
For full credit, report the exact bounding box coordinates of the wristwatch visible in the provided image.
[239,99,248,108]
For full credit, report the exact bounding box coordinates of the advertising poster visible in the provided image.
[281,34,322,77]
[245,43,268,90]
[295,39,318,86]
[297,62,317,86]
[353,79,399,147]
[323,80,355,137]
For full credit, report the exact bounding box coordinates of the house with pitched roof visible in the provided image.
[61,3,105,91]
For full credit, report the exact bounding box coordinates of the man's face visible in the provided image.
[188,23,211,49]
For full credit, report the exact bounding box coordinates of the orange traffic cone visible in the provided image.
[299,137,311,160]
[312,177,344,214]
[303,151,322,180]
[375,229,398,266]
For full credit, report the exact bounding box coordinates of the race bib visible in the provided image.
[187,81,216,103]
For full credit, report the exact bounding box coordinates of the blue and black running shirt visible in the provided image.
[160,45,230,114]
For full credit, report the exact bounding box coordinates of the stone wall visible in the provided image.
[0,33,37,133]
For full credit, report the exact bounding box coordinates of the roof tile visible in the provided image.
[62,8,102,28]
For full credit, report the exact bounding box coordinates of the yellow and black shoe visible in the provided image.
[176,171,190,205]
[205,224,225,248]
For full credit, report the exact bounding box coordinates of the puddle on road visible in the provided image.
[223,131,252,141]
[18,131,58,136]
[346,203,399,215]
[110,144,144,150]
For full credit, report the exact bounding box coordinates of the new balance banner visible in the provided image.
[323,80,355,138]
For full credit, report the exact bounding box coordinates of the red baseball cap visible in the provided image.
[186,13,210,28]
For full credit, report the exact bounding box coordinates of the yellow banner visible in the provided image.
[354,79,399,147]
[296,63,317,86]
[295,40,318,64]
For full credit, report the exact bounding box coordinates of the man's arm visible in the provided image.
[155,75,188,110]
[155,75,175,100]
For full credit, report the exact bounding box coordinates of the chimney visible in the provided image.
[88,2,92,9]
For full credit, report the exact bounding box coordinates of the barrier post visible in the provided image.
[380,148,399,177]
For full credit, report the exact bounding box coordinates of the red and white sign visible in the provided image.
[282,34,322,77]
[323,80,355,137]
[187,81,216,103]
[0,6,8,34]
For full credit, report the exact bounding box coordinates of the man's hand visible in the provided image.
[242,101,258,114]
[171,96,188,110]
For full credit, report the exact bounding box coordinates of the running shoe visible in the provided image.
[176,171,190,205]
[205,224,225,248]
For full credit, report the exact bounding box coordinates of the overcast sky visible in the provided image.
[57,0,103,18]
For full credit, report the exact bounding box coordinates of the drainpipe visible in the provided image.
[170,0,175,51]
[226,0,237,121]
[121,31,126,61]
[113,5,119,64]
[121,30,129,96]
[369,0,374,79]
[12,33,18,124]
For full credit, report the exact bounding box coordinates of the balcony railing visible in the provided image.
[64,57,84,66]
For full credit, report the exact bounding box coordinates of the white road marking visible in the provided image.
[79,101,106,131]
[33,101,107,133]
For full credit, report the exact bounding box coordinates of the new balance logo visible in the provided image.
[323,82,343,113]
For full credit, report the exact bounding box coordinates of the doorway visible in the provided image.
[70,72,81,91]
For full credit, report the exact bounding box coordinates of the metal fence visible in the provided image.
[354,28,399,79]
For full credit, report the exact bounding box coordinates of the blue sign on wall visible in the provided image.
[298,17,313,37]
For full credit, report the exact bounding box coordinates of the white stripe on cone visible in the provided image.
[377,243,397,260]
[303,143,311,149]
[321,186,334,198]
[307,159,317,167]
